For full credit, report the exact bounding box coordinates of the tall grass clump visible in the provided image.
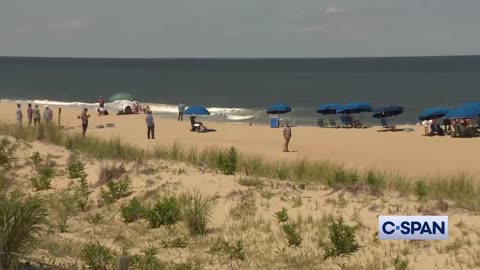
[327,168,360,190]
[180,191,214,235]
[147,196,181,228]
[96,163,126,187]
[0,192,48,268]
[67,160,87,179]
[100,175,131,205]
[365,169,385,195]
[414,180,428,202]
[323,216,359,259]
[81,242,114,270]
[29,164,55,191]
[121,197,146,223]
[217,147,238,175]
[0,138,16,169]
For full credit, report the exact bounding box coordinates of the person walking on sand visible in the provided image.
[27,104,33,126]
[178,102,185,121]
[33,105,41,126]
[79,108,90,137]
[43,105,53,125]
[146,110,155,139]
[16,104,23,125]
[283,120,292,152]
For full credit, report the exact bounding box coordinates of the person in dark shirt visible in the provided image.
[146,111,155,139]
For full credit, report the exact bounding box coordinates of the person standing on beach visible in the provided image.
[16,104,23,125]
[43,105,53,125]
[178,102,185,121]
[27,104,33,126]
[33,105,41,126]
[146,111,155,139]
[283,120,292,152]
[79,108,90,137]
[98,96,105,108]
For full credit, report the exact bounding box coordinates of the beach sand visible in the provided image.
[1,101,479,178]
[6,138,480,269]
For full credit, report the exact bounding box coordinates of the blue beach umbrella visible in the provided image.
[185,105,210,116]
[266,104,292,114]
[372,105,404,118]
[337,102,374,114]
[417,107,450,121]
[444,102,480,119]
[316,103,341,115]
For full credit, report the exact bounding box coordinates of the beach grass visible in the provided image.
[1,122,480,211]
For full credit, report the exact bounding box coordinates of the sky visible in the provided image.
[1,0,480,58]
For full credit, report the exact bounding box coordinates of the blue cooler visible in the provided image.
[270,114,279,128]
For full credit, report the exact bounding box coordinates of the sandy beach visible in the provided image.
[1,101,479,179]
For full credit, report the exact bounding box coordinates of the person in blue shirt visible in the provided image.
[146,111,155,139]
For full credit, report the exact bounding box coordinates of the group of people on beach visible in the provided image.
[422,118,475,137]
[15,103,53,126]
[14,100,293,152]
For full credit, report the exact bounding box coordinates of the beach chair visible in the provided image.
[340,115,353,128]
[190,116,201,132]
[315,118,327,128]
[328,118,339,128]
[353,119,369,129]
[378,117,396,132]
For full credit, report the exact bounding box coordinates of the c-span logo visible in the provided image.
[379,216,448,240]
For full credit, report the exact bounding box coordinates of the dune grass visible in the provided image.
[1,122,480,210]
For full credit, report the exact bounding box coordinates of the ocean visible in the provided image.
[1,56,480,126]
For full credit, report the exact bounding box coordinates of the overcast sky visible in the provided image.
[1,0,480,58]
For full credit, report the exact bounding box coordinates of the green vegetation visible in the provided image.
[29,151,42,169]
[236,177,263,188]
[274,208,289,223]
[81,241,114,270]
[217,146,238,175]
[147,196,181,228]
[1,123,479,210]
[210,238,246,261]
[0,192,48,268]
[67,160,87,179]
[281,223,302,247]
[180,191,214,235]
[323,217,359,259]
[75,175,91,211]
[415,180,428,202]
[100,175,132,205]
[29,164,55,190]
[392,256,409,270]
[0,138,16,169]
[120,197,146,223]
[366,169,384,195]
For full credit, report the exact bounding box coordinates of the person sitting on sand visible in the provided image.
[189,115,208,132]
[421,120,429,135]
[443,118,452,134]
[131,99,140,113]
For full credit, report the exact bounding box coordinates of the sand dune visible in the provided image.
[1,101,479,178]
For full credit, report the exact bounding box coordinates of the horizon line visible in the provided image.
[1,54,480,60]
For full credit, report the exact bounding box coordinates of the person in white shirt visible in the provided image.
[16,104,23,125]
